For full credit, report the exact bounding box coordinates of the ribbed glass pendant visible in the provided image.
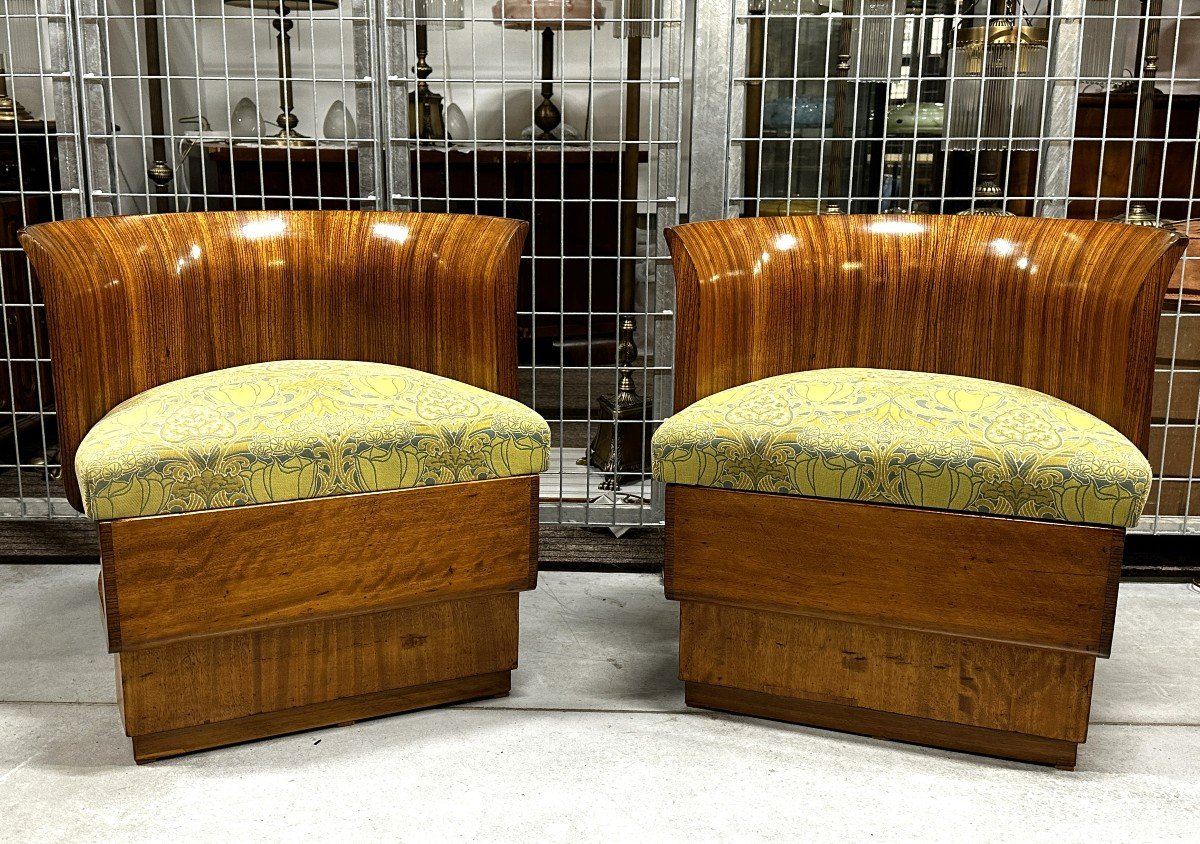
[849,0,906,82]
[946,16,1048,150]
[1079,0,1137,84]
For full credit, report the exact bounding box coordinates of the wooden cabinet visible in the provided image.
[1068,92,1200,222]
[203,143,624,365]
[0,121,59,466]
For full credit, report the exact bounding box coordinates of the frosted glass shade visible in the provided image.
[848,0,905,82]
[612,0,660,38]
[1080,0,1137,82]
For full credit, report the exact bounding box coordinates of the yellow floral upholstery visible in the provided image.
[652,368,1151,528]
[76,360,550,520]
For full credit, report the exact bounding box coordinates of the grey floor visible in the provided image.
[0,567,1198,842]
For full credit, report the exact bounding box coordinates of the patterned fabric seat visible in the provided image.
[76,359,551,520]
[652,367,1152,528]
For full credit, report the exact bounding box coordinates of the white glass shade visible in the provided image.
[322,99,356,139]
[230,96,261,139]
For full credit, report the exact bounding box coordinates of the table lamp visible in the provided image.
[583,0,658,483]
[224,0,340,146]
[492,0,605,140]
[947,0,1048,215]
[0,53,34,123]
[408,0,466,139]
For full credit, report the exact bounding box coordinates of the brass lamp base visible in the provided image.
[260,128,316,147]
[0,94,34,122]
[584,390,653,491]
[408,89,446,140]
[956,176,1014,217]
[1108,203,1176,230]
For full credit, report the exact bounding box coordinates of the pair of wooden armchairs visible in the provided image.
[23,211,1184,769]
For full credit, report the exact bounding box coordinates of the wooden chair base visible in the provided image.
[118,594,519,763]
[665,485,1121,769]
[130,671,512,764]
[685,682,1078,770]
[676,599,1093,768]
[97,476,539,763]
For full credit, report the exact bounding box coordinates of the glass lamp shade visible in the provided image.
[224,1,340,9]
[612,0,660,38]
[946,22,1048,151]
[848,0,905,82]
[492,0,605,30]
[1080,0,1137,82]
[408,0,467,31]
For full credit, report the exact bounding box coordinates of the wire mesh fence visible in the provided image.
[0,0,1196,534]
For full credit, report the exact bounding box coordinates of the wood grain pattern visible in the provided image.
[20,211,527,512]
[684,682,1078,769]
[665,485,1124,656]
[99,475,539,651]
[665,214,1186,451]
[679,601,1096,744]
[130,672,512,764]
[118,593,518,736]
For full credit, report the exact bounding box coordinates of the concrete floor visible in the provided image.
[0,567,1197,842]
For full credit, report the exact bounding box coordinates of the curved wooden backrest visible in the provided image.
[666,214,1187,451]
[21,210,528,512]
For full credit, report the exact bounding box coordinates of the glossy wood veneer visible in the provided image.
[99,475,538,651]
[685,683,1080,770]
[665,485,1123,656]
[121,591,517,764]
[665,214,1187,449]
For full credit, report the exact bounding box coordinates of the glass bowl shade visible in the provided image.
[492,0,605,30]
[224,1,341,9]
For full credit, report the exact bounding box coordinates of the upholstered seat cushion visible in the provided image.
[76,360,551,520]
[652,368,1152,528]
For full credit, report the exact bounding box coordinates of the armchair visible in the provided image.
[656,214,1186,768]
[21,210,546,762]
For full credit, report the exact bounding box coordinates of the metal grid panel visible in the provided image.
[0,0,83,517]
[381,0,684,526]
[1,0,1198,536]
[709,0,1200,534]
[76,0,380,216]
